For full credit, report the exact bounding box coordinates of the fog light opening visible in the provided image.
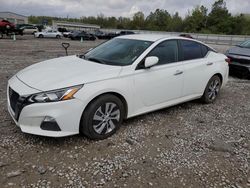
[43,116,56,122]
[40,116,61,131]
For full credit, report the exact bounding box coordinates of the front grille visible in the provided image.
[9,87,19,113]
[8,87,27,121]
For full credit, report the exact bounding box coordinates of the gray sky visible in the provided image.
[0,0,249,18]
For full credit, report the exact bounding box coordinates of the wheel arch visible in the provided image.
[213,73,223,84]
[79,91,129,135]
[202,72,224,96]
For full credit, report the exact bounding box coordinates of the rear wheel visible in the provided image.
[201,75,221,103]
[39,34,44,38]
[80,94,125,140]
[56,35,61,39]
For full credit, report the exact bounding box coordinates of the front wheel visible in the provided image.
[201,75,221,103]
[80,94,125,140]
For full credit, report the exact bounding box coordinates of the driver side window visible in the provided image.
[148,40,178,65]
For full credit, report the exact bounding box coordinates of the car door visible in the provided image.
[46,31,53,38]
[180,40,216,97]
[51,31,58,38]
[44,31,50,37]
[133,40,184,107]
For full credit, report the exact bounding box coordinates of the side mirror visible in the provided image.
[144,56,159,68]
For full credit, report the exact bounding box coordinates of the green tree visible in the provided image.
[131,11,145,30]
[184,5,208,33]
[207,0,232,34]
[169,12,183,32]
[145,9,171,31]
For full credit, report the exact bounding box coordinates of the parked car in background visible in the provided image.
[21,25,38,34]
[101,32,118,39]
[34,30,63,39]
[7,35,229,139]
[57,27,68,33]
[119,30,135,35]
[225,39,250,79]
[16,24,33,30]
[33,24,44,32]
[0,20,23,38]
[70,31,96,40]
[58,27,72,37]
[92,30,107,39]
[179,34,194,39]
[0,20,15,30]
[63,31,74,38]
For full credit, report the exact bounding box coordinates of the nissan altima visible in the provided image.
[7,34,229,139]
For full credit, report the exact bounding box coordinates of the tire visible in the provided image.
[201,75,221,104]
[56,35,61,39]
[80,94,125,140]
[39,34,44,38]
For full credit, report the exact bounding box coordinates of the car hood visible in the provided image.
[227,46,250,57]
[16,55,122,91]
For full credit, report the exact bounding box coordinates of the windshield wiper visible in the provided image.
[87,57,106,64]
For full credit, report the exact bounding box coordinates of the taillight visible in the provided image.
[225,58,231,64]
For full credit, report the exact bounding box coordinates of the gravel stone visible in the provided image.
[7,170,22,178]
[37,166,47,175]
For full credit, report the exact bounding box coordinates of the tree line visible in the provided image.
[28,0,250,35]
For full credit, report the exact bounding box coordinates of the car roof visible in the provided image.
[117,34,172,42]
[117,34,200,42]
[117,34,215,50]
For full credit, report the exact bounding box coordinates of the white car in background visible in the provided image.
[7,34,229,139]
[21,26,38,35]
[34,30,63,38]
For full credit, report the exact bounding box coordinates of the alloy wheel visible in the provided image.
[92,102,120,135]
[208,79,220,101]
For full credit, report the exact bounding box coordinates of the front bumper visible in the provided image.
[7,76,86,137]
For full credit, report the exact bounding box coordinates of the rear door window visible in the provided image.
[180,40,203,61]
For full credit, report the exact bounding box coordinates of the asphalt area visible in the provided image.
[0,35,250,188]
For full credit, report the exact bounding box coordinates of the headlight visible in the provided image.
[28,85,83,103]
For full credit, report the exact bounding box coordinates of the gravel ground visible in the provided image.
[0,35,249,188]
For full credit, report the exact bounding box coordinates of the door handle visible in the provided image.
[206,62,213,66]
[174,70,183,76]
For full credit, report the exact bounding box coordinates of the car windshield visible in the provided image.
[238,40,250,48]
[84,38,153,66]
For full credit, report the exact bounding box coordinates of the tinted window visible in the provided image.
[181,40,202,60]
[148,40,178,65]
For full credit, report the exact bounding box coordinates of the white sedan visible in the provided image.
[7,34,229,139]
[34,30,63,38]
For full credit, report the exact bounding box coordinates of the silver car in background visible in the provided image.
[34,30,63,39]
